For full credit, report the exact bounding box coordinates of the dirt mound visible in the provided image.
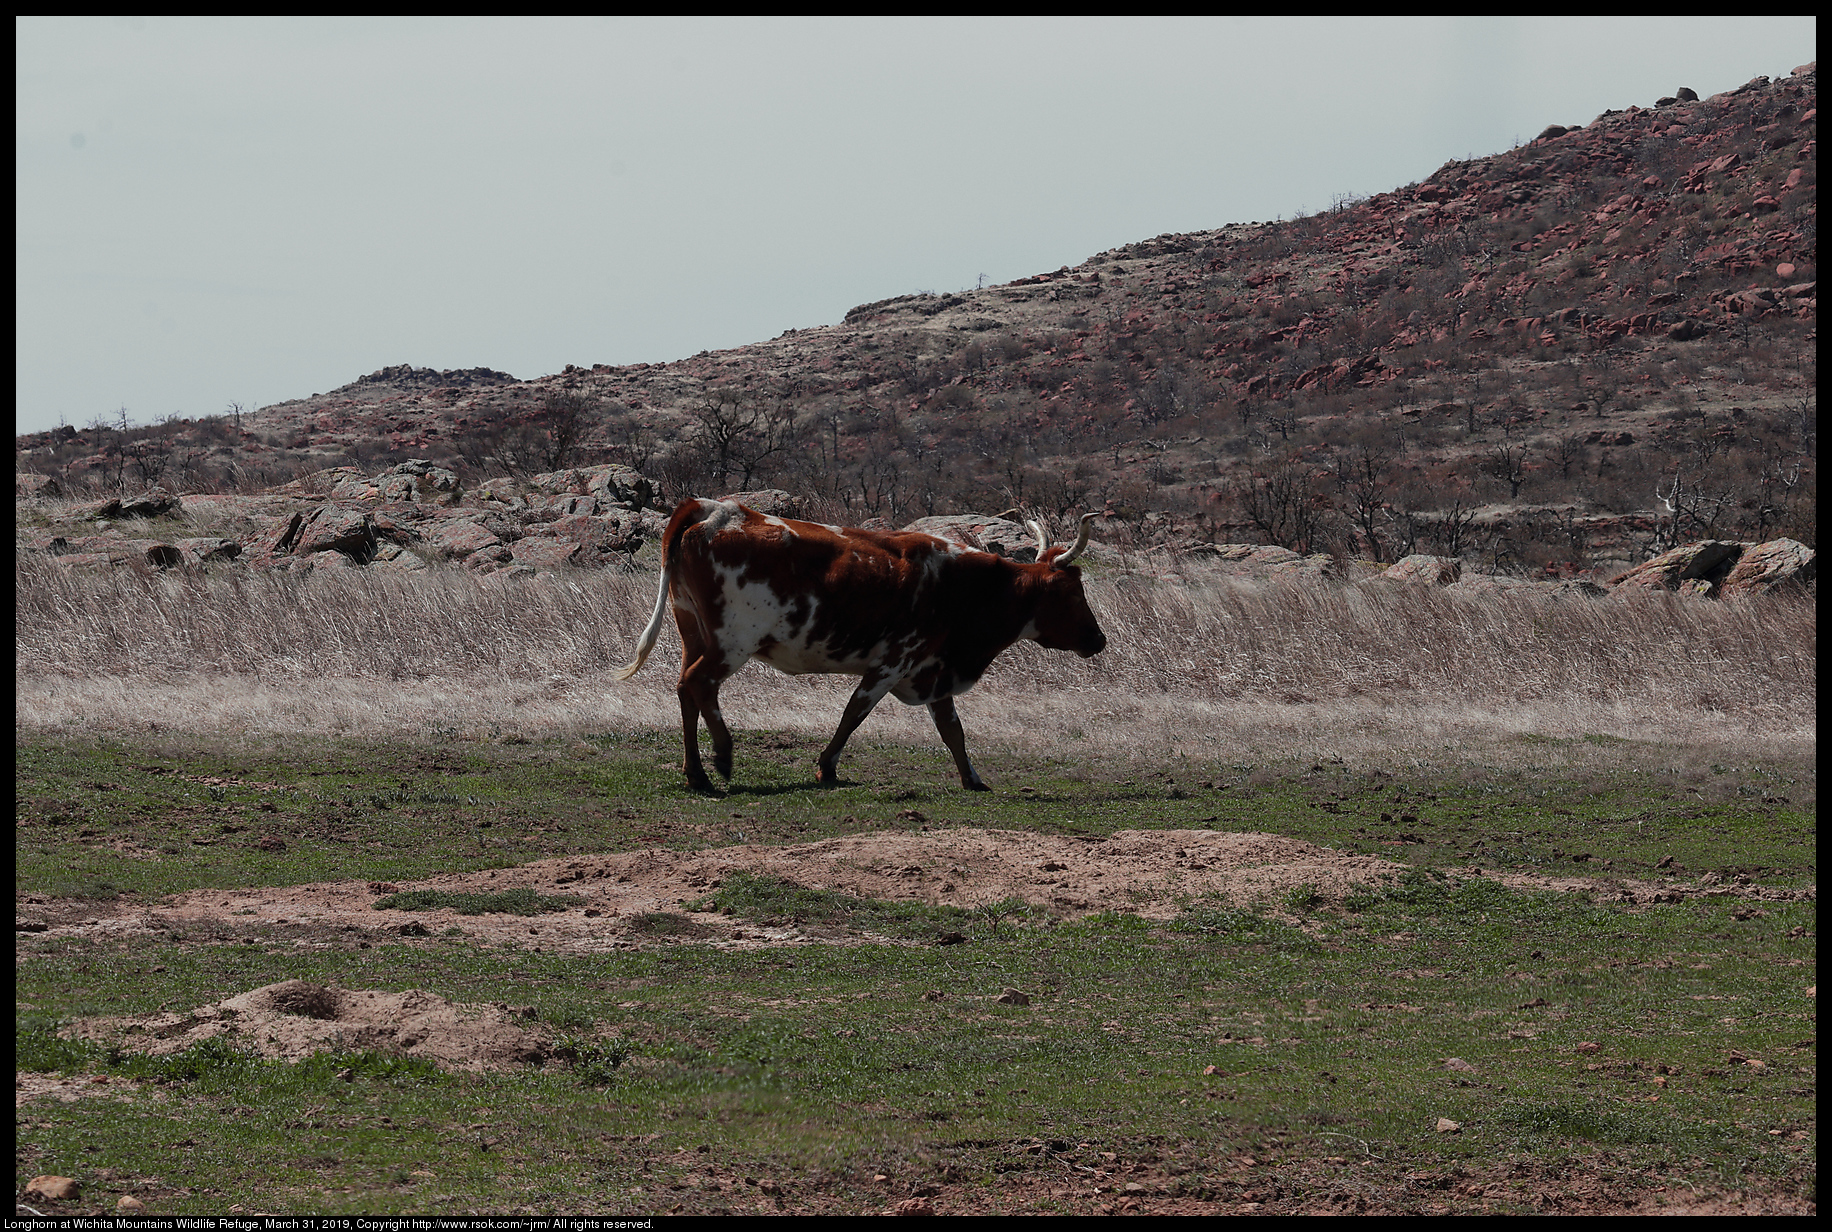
[66,980,551,1071]
[649,826,1405,918]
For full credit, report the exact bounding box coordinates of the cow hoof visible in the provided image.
[684,773,721,796]
[714,754,733,780]
[964,779,991,792]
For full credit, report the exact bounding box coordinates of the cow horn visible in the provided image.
[1055,513,1095,567]
[1025,518,1051,556]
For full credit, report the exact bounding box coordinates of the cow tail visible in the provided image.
[614,519,681,681]
[614,565,671,681]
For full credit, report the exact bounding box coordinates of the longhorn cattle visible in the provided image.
[616,499,1107,793]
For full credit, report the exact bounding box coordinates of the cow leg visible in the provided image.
[817,677,894,784]
[677,653,733,793]
[928,698,989,791]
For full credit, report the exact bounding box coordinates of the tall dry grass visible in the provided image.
[14,554,1815,770]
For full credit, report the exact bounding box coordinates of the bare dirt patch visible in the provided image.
[14,1071,159,1109]
[21,827,1806,960]
[24,828,1408,957]
[63,980,550,1072]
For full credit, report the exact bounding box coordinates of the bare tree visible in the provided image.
[1233,459,1327,553]
[689,392,798,491]
[605,406,661,474]
[1484,442,1529,499]
[84,406,133,493]
[458,391,600,479]
[1547,433,1585,480]
[1427,496,1481,557]
[125,414,179,489]
[1335,446,1391,561]
[1649,466,1735,553]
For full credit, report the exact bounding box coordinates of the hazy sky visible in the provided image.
[15,16,1817,436]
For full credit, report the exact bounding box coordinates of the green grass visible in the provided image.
[15,732,1814,903]
[14,731,1817,1214]
[370,887,587,916]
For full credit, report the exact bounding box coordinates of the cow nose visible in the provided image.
[1082,632,1107,658]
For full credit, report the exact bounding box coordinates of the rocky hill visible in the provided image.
[17,64,1816,578]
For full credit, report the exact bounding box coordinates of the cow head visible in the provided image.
[1027,513,1107,659]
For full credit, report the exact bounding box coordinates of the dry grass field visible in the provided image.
[14,555,1814,771]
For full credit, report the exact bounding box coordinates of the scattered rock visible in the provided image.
[24,1176,80,1202]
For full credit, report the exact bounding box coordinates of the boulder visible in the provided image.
[722,488,802,518]
[1378,554,1463,585]
[473,475,521,504]
[1719,538,1815,597]
[53,550,131,569]
[425,519,504,561]
[1610,541,1744,595]
[463,542,515,572]
[588,466,654,511]
[294,505,376,559]
[176,537,242,563]
[16,473,64,498]
[21,531,70,555]
[388,458,460,492]
[370,542,427,571]
[542,494,599,517]
[113,492,179,518]
[902,513,1041,561]
[116,539,184,569]
[1443,574,1537,596]
[297,549,357,572]
[509,538,585,571]
[532,465,653,511]
[327,460,459,504]
[244,511,305,559]
[24,1175,79,1202]
[1723,289,1777,315]
[1192,543,1337,580]
[549,512,645,560]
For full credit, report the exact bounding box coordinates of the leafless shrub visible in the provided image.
[456,392,600,479]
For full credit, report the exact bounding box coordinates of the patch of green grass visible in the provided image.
[624,911,717,938]
[685,872,980,941]
[552,1033,634,1086]
[371,887,586,916]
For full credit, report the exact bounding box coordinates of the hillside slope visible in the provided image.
[17,65,1816,573]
